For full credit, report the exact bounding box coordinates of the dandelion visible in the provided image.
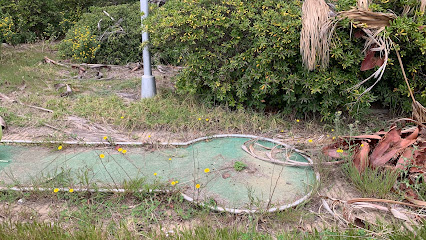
[198,118,201,121]
[308,139,313,143]
[121,116,124,119]
[103,136,108,140]
[205,118,209,122]
[331,129,335,132]
[171,181,176,186]
[58,146,63,150]
[118,148,123,152]
[360,144,364,147]
[148,135,151,138]
[204,168,210,173]
[280,130,284,133]
[69,189,74,193]
[296,119,300,122]
[99,154,105,159]
[336,149,344,153]
[175,181,179,184]
[195,184,201,189]
[53,188,59,193]
[332,137,336,140]
[122,150,127,154]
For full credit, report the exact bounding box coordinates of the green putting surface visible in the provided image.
[0,137,316,210]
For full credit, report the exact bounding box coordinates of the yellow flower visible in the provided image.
[198,118,201,121]
[120,116,124,119]
[205,118,209,121]
[99,154,105,159]
[336,149,344,153]
[118,148,123,152]
[204,168,210,173]
[171,181,176,186]
[296,119,300,122]
[308,139,313,143]
[360,144,364,147]
[280,130,284,133]
[332,137,336,140]
[175,181,179,184]
[169,158,172,161]
[331,129,335,132]
[154,172,157,176]
[103,136,108,140]
[148,135,151,138]
[69,189,74,193]
[58,146,63,150]
[122,150,127,154]
[327,135,330,138]
[195,184,201,189]
[53,188,59,193]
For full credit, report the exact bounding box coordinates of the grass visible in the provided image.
[0,219,424,239]
[0,43,293,135]
[342,161,400,199]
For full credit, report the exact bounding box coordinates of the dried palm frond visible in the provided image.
[357,0,370,10]
[346,29,391,102]
[300,0,330,70]
[395,49,426,123]
[339,9,397,28]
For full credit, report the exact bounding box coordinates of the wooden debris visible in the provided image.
[43,56,69,68]
[0,92,53,113]
[131,63,142,72]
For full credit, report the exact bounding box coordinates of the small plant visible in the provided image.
[233,161,247,172]
[342,161,400,199]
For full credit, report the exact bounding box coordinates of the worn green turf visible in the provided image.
[0,137,316,210]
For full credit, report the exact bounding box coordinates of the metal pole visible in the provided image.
[140,0,156,98]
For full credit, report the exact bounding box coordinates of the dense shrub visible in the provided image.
[144,0,425,120]
[58,2,141,64]
[0,0,139,44]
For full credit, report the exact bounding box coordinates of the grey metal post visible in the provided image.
[140,0,156,98]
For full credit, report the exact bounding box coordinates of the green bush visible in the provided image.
[144,0,426,120]
[0,0,139,44]
[58,26,101,62]
[58,2,141,64]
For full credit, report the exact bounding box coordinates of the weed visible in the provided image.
[233,161,247,172]
[342,161,400,199]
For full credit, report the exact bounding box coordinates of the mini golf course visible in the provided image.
[0,135,318,213]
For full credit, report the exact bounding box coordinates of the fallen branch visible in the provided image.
[131,63,142,72]
[23,104,54,113]
[0,92,53,113]
[347,198,426,208]
[44,56,69,68]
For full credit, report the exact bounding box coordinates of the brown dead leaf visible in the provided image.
[353,141,369,172]
[396,147,415,170]
[370,127,402,167]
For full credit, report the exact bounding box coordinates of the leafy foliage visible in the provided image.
[58,2,141,64]
[0,0,139,44]
[145,0,425,120]
[144,0,372,120]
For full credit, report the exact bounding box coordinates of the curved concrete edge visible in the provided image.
[0,134,320,214]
